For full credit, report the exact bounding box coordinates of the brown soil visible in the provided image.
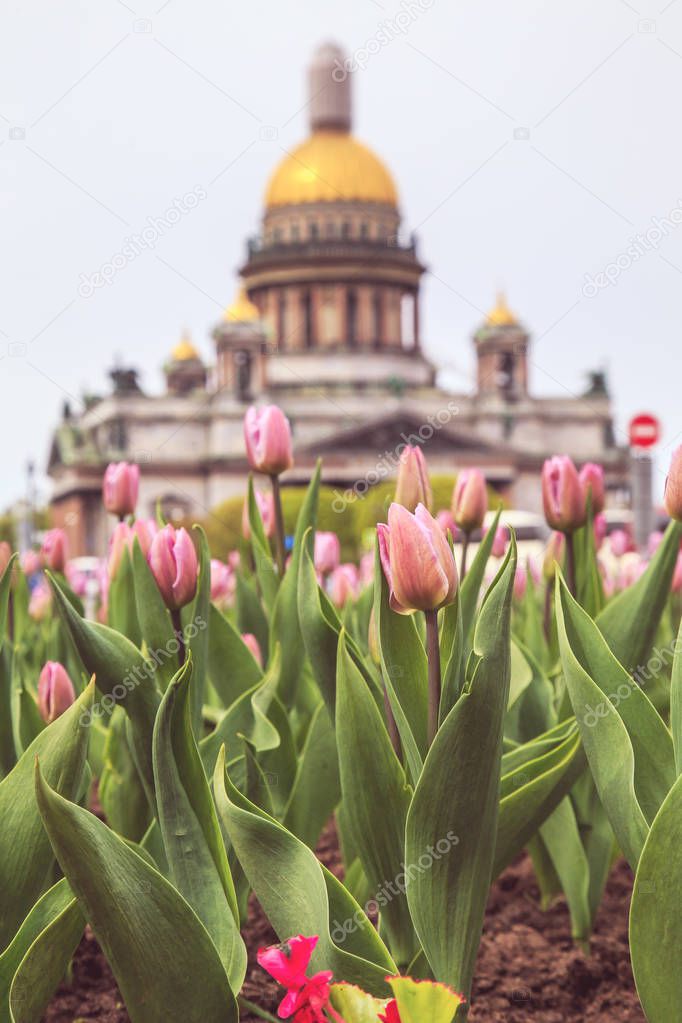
[43,827,644,1023]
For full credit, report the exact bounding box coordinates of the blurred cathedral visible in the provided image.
[48,42,628,555]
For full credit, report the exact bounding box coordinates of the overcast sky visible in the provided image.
[2,0,681,511]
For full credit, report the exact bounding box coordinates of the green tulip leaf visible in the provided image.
[108,547,142,648]
[213,746,396,995]
[152,657,244,990]
[283,700,341,849]
[247,476,279,613]
[0,555,17,651]
[130,539,177,691]
[405,542,516,996]
[0,681,92,952]
[207,604,263,709]
[670,617,682,776]
[34,762,237,1023]
[184,526,211,731]
[458,506,502,642]
[629,771,682,1021]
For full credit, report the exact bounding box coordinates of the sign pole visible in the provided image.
[628,412,661,553]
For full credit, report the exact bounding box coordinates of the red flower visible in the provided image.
[257,935,332,1021]
[379,999,401,1023]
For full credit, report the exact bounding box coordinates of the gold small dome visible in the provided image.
[265,130,398,208]
[171,332,200,361]
[224,285,260,323]
[486,292,518,327]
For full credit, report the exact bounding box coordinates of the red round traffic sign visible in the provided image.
[629,413,661,449]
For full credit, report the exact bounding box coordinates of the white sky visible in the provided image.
[2,0,681,510]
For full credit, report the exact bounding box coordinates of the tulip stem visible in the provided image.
[565,532,577,597]
[270,474,286,576]
[425,609,441,746]
[460,533,470,580]
[383,680,402,761]
[237,996,279,1022]
[543,580,553,644]
[171,608,186,667]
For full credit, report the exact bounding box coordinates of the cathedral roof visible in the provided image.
[171,332,201,362]
[265,130,398,208]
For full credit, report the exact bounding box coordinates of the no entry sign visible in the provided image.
[629,413,661,449]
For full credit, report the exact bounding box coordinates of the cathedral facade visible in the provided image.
[48,43,628,556]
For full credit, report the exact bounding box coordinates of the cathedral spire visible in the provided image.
[308,42,352,133]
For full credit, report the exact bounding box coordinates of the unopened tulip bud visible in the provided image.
[490,524,509,559]
[378,503,458,615]
[244,405,293,476]
[29,582,52,621]
[579,462,606,515]
[103,461,140,517]
[314,532,341,576]
[435,510,458,540]
[329,564,359,608]
[242,632,262,667]
[132,518,158,558]
[394,445,432,512]
[242,491,276,541]
[38,661,75,723]
[210,559,235,609]
[148,525,198,610]
[452,469,488,534]
[41,529,68,573]
[664,446,682,522]
[543,532,565,580]
[542,456,586,533]
[108,522,132,580]
[21,549,42,576]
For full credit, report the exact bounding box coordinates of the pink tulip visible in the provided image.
[513,565,528,601]
[244,405,293,476]
[41,529,68,573]
[452,469,488,534]
[490,524,509,559]
[242,491,276,541]
[210,559,235,609]
[579,462,606,515]
[21,550,42,576]
[38,661,75,723]
[394,445,432,512]
[543,532,566,580]
[148,525,198,610]
[314,532,341,575]
[435,510,458,540]
[593,513,607,549]
[29,582,52,621]
[242,632,262,667]
[665,446,682,522]
[103,461,140,517]
[108,522,132,580]
[541,456,586,533]
[329,564,359,608]
[132,518,158,557]
[64,561,88,597]
[378,503,458,615]
[610,529,632,558]
[228,550,241,571]
[359,551,375,587]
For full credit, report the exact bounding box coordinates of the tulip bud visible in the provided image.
[41,529,68,573]
[148,525,198,610]
[452,469,488,534]
[103,461,140,517]
[609,528,632,558]
[378,503,458,614]
[593,513,607,549]
[38,661,75,723]
[329,564,359,608]
[242,491,276,541]
[242,632,262,667]
[435,510,458,540]
[210,559,235,609]
[541,456,586,533]
[664,446,682,522]
[543,532,566,580]
[244,405,293,476]
[132,518,158,558]
[513,565,528,601]
[314,532,341,576]
[490,524,509,559]
[108,522,132,580]
[579,462,606,516]
[394,445,432,512]
[29,582,52,621]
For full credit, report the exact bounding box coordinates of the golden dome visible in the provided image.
[486,292,518,327]
[265,131,398,208]
[224,285,260,323]
[171,332,200,361]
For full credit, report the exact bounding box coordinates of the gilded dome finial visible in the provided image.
[486,291,518,327]
[171,329,200,362]
[224,284,260,323]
